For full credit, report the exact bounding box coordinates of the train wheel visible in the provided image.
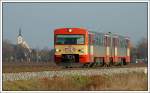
[89,62,95,67]
[82,63,90,68]
[82,64,87,68]
[105,62,110,67]
[119,61,123,66]
[126,62,129,65]
[109,57,113,66]
[113,62,120,66]
[65,66,69,68]
[87,63,93,68]
[91,62,98,67]
[95,58,104,67]
[123,58,127,65]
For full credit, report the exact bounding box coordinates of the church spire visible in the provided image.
[18,28,22,36]
[17,28,23,45]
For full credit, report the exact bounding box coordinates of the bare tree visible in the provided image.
[2,40,15,62]
[15,45,27,62]
[130,46,137,63]
[136,37,148,59]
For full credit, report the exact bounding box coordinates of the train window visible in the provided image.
[55,35,84,45]
[88,34,94,45]
[104,36,107,46]
[126,40,128,48]
[98,36,101,46]
[108,37,111,46]
[123,40,125,48]
[94,34,99,46]
[101,35,104,46]
[118,39,121,47]
[117,38,119,46]
[98,36,100,45]
[99,36,101,46]
[123,40,125,47]
[113,38,115,46]
[103,36,105,46]
[122,40,124,48]
[120,40,122,47]
[96,34,102,46]
[125,40,129,47]
[104,36,110,46]
[101,36,104,46]
[121,39,125,48]
[94,36,98,45]
[97,36,99,45]
[125,41,127,47]
[121,40,123,48]
[113,38,116,47]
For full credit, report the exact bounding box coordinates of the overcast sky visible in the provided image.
[3,2,148,49]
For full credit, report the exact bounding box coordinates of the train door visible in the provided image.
[113,36,119,64]
[88,33,94,62]
[104,34,110,65]
[125,38,130,64]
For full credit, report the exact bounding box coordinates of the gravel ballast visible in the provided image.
[3,67,147,81]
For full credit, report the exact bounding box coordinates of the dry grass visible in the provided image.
[82,72,148,91]
[3,72,148,91]
[3,62,59,73]
[3,65,59,73]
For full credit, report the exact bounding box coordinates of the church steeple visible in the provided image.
[18,28,22,36]
[17,28,23,44]
[16,28,32,53]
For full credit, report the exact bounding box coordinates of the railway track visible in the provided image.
[3,62,147,73]
[59,63,147,70]
[3,62,148,81]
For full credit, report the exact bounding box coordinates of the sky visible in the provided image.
[2,2,148,49]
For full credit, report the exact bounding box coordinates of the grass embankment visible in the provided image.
[3,72,147,91]
[3,62,59,73]
[3,65,59,73]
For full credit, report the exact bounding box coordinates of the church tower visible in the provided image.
[17,28,23,45]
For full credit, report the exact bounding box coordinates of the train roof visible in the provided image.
[54,27,87,31]
[53,28,130,40]
[89,31,130,40]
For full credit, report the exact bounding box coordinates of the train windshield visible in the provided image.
[56,35,85,44]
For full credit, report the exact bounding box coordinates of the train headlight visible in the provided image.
[55,49,61,52]
[68,29,72,32]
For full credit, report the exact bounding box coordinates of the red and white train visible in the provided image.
[54,28,130,67]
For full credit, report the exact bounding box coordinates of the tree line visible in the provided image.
[130,37,148,63]
[2,37,148,63]
[2,40,54,62]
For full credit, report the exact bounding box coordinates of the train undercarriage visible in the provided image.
[56,54,129,68]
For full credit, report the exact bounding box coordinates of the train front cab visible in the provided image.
[54,28,92,66]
